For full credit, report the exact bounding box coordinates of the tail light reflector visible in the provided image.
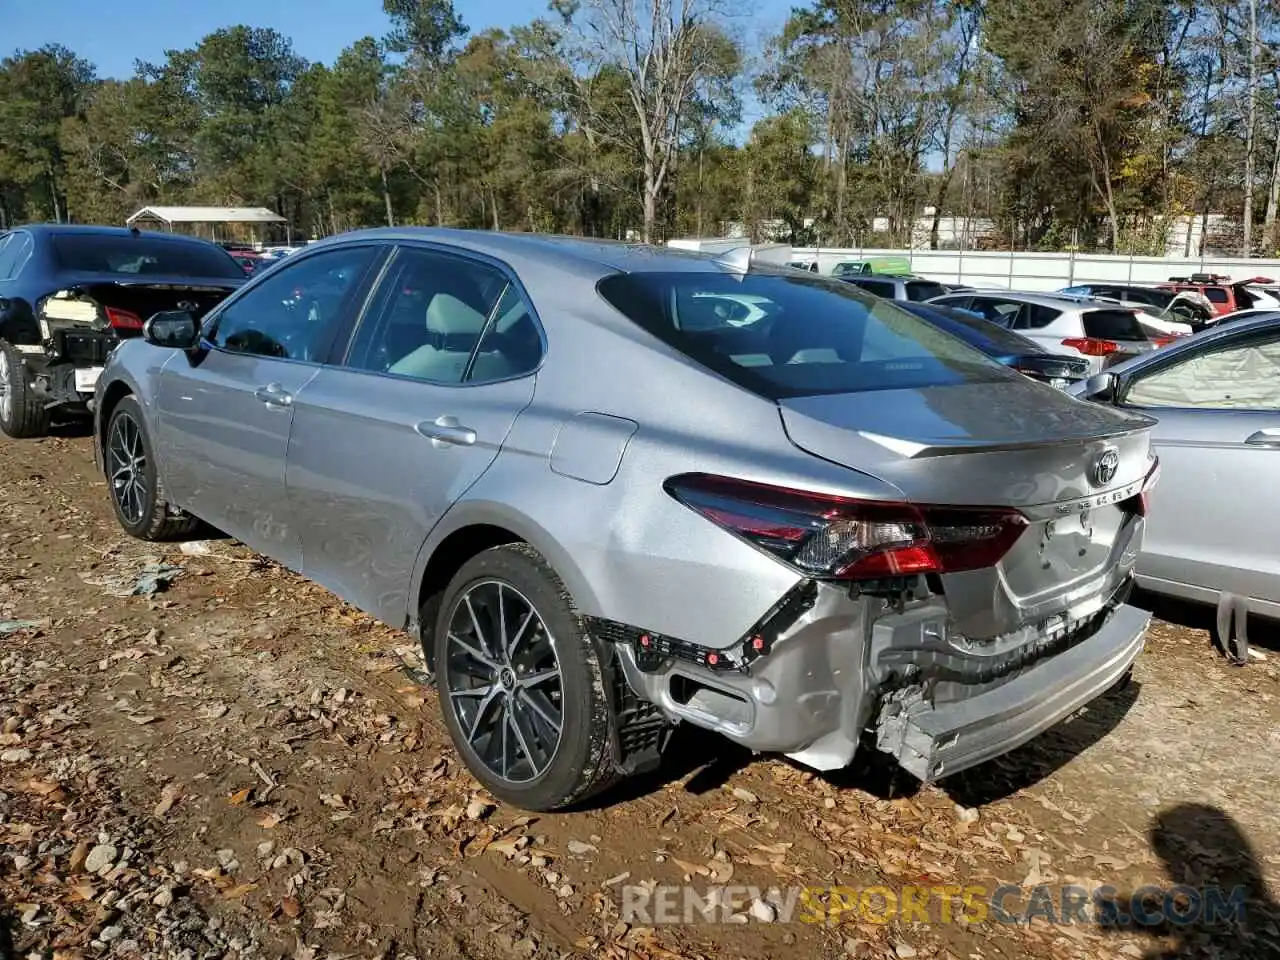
[665,474,1028,580]
[104,307,144,330]
[1062,337,1119,356]
[1151,335,1180,347]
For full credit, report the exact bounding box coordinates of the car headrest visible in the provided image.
[426,293,488,335]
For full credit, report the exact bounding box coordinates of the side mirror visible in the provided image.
[1081,371,1117,402]
[143,310,200,349]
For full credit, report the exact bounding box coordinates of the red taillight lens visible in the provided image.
[1152,335,1180,347]
[665,474,1028,580]
[104,306,144,330]
[1062,337,1119,356]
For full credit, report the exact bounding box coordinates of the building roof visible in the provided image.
[126,206,287,226]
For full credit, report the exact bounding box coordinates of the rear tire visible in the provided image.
[104,395,201,541]
[0,340,50,439]
[434,544,620,811]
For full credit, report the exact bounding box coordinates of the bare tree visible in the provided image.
[558,0,738,243]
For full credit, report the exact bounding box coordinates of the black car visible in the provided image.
[0,225,246,437]
[894,301,1091,386]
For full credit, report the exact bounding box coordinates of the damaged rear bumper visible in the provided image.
[875,602,1149,781]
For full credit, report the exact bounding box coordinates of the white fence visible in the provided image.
[789,247,1280,291]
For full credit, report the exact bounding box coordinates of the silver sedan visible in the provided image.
[91,229,1156,810]
[1069,312,1280,641]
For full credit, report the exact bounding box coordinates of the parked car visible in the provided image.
[1058,283,1209,332]
[93,230,1157,811]
[1157,275,1268,317]
[830,256,913,278]
[786,259,819,273]
[836,273,949,302]
[1067,311,1280,630]
[0,225,246,438]
[232,253,265,275]
[893,301,1091,387]
[928,290,1159,373]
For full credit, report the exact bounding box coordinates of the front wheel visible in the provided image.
[434,544,620,810]
[104,395,201,541]
[0,340,50,438]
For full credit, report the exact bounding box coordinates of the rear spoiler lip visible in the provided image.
[859,416,1156,459]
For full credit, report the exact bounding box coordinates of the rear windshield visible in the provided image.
[1122,287,1174,308]
[905,280,947,302]
[1205,288,1229,303]
[51,234,245,279]
[596,271,1012,399]
[849,277,896,297]
[1083,309,1149,341]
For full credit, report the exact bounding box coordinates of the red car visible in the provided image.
[1156,274,1269,316]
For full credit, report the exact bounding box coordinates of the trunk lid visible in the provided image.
[778,378,1156,640]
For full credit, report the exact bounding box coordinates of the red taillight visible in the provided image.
[1062,337,1119,356]
[104,306,144,330]
[665,474,1028,580]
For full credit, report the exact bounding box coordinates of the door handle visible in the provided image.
[1244,429,1280,447]
[254,383,293,408]
[415,415,477,448]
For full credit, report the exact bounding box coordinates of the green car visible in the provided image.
[831,256,913,278]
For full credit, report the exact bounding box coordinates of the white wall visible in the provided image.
[789,247,1280,291]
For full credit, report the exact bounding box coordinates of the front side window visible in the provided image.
[346,247,539,384]
[597,271,1011,399]
[209,246,377,362]
[968,297,1024,327]
[1124,335,1280,410]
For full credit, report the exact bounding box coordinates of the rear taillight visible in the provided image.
[665,474,1028,580]
[1062,337,1119,356]
[104,307,144,330]
[1152,335,1180,347]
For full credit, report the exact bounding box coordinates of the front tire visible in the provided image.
[434,544,619,810]
[0,341,50,438]
[104,395,201,541]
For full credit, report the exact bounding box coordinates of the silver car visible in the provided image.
[1069,312,1280,627]
[91,229,1158,811]
[929,290,1157,373]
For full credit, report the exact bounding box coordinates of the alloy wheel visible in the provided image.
[107,413,147,525]
[444,580,564,784]
[0,349,11,424]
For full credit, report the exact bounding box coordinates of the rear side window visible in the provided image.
[846,277,895,298]
[1083,309,1148,341]
[1205,288,1229,304]
[596,271,1011,399]
[905,281,946,302]
[51,233,245,279]
[1026,303,1061,328]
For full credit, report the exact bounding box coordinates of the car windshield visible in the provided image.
[50,234,245,279]
[597,271,1013,399]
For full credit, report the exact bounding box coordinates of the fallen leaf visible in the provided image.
[258,811,288,829]
[127,714,159,725]
[671,858,711,877]
[281,895,302,918]
[222,882,259,899]
[154,782,183,816]
[228,787,253,806]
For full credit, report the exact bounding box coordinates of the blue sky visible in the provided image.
[7,0,791,83]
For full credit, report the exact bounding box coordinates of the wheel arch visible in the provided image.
[410,501,603,671]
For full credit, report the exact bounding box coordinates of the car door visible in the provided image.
[154,244,383,569]
[1118,326,1280,607]
[283,245,542,625]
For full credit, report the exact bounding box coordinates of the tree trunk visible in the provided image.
[642,156,657,245]
[1265,109,1280,252]
[380,165,394,227]
[490,185,500,231]
[49,169,63,224]
[1243,0,1259,256]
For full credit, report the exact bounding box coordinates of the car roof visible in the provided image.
[11,223,222,245]
[310,227,735,276]
[951,289,1124,309]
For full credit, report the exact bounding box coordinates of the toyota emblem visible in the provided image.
[1091,448,1120,487]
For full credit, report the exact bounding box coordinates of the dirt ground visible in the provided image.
[2,429,1279,960]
